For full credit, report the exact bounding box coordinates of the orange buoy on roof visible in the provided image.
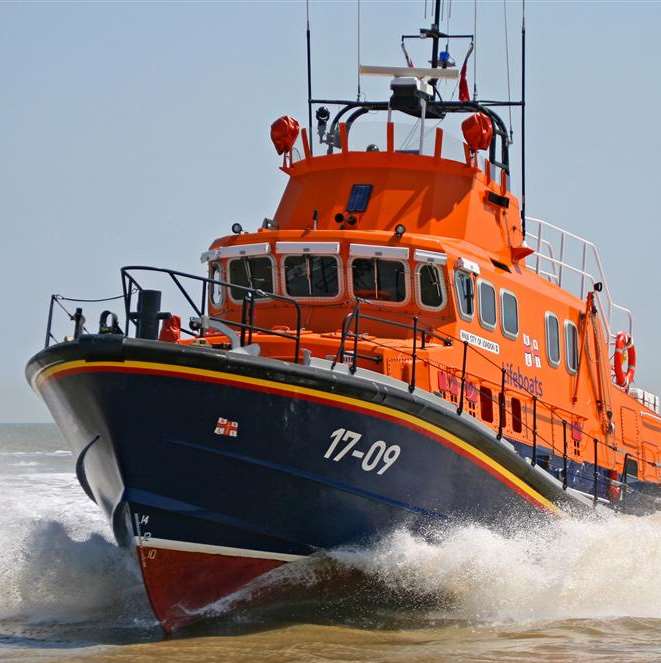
[270,115,300,155]
[614,332,636,388]
[461,112,493,152]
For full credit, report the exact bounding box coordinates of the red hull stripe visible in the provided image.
[38,360,560,513]
[136,544,285,632]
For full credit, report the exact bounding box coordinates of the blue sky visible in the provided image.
[2,1,661,422]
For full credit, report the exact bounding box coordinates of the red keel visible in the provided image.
[137,545,285,631]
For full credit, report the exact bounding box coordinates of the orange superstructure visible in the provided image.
[198,115,661,489]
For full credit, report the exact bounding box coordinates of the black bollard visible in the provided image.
[135,290,162,340]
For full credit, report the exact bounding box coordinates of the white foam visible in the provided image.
[0,470,153,627]
[199,513,661,625]
[327,515,661,623]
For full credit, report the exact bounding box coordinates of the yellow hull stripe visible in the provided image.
[36,359,560,513]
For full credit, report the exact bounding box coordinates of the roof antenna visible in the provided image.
[521,0,526,239]
[306,0,313,156]
[430,0,441,71]
[357,0,362,101]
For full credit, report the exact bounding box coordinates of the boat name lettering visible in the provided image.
[324,428,401,475]
[504,363,543,398]
[459,330,500,355]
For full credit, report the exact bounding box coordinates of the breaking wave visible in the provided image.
[203,513,661,626]
[0,473,153,628]
[3,451,661,630]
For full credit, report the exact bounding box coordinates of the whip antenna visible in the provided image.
[306,0,313,155]
[357,0,362,101]
[521,0,526,238]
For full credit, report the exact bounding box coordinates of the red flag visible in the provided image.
[459,43,474,103]
[459,61,470,102]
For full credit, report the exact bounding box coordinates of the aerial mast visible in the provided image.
[521,0,526,238]
[306,0,313,155]
[430,0,442,70]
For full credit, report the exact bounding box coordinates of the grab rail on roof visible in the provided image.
[524,216,633,341]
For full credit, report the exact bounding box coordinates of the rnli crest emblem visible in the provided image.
[523,334,542,369]
[214,417,239,437]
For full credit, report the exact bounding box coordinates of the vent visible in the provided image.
[491,259,511,272]
[486,191,509,208]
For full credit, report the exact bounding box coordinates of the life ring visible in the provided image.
[613,332,636,388]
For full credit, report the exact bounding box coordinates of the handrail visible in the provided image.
[44,291,130,349]
[525,216,633,340]
[330,302,452,377]
[120,265,303,363]
[330,302,658,508]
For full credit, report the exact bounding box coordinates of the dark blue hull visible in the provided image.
[26,334,583,629]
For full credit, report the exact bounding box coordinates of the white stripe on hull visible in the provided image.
[134,536,306,562]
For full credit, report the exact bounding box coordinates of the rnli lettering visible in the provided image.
[504,363,543,398]
[324,428,400,475]
[460,329,500,355]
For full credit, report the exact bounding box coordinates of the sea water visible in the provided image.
[2,423,661,662]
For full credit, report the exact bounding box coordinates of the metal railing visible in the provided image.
[120,266,303,363]
[42,266,303,363]
[330,301,659,511]
[525,216,633,341]
[44,292,128,349]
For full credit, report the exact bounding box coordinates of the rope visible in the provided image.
[52,298,89,335]
[503,0,513,140]
[54,292,128,303]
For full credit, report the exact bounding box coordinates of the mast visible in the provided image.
[521,0,526,238]
[430,0,441,69]
[306,0,313,155]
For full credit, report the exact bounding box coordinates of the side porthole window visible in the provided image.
[480,386,494,423]
[285,255,339,297]
[418,264,445,309]
[228,257,274,301]
[624,457,638,479]
[210,263,222,306]
[478,280,496,330]
[546,313,561,367]
[454,270,474,319]
[565,321,578,374]
[501,291,519,339]
[352,258,406,302]
[511,397,523,433]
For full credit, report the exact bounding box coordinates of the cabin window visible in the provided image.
[209,263,222,306]
[565,321,579,374]
[511,397,523,433]
[501,290,519,339]
[228,257,274,301]
[418,264,446,309]
[454,270,474,319]
[545,313,561,367]
[478,280,497,330]
[480,386,494,423]
[351,258,406,302]
[284,255,339,298]
[624,457,638,479]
